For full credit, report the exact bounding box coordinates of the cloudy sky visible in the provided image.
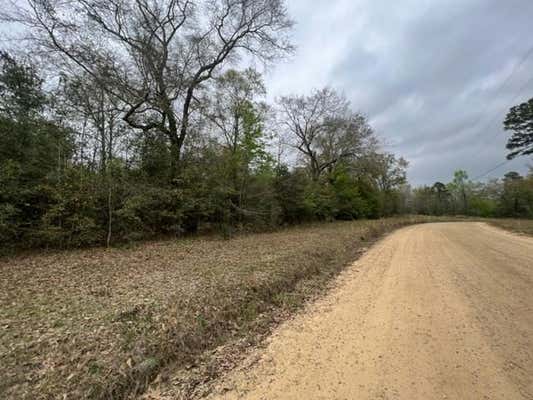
[264,0,533,185]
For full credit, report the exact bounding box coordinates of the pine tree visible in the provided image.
[504,97,533,159]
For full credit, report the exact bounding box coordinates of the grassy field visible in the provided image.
[0,216,488,399]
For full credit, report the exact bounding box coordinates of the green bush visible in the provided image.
[115,186,184,241]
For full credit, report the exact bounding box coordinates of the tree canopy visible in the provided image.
[504,97,533,159]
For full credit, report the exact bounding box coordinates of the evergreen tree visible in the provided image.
[504,97,533,159]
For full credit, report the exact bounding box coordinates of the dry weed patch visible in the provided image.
[486,218,533,237]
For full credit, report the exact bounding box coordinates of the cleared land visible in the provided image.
[1,216,440,400]
[193,222,533,400]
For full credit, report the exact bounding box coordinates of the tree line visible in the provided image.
[0,0,409,249]
[1,0,531,250]
[409,169,533,218]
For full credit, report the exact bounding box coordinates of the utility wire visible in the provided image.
[492,45,533,99]
[469,45,533,134]
[470,74,533,181]
[472,159,513,181]
[481,73,533,143]
[468,46,533,180]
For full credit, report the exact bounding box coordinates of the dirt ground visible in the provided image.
[202,222,533,400]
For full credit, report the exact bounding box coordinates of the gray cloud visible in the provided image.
[265,0,533,184]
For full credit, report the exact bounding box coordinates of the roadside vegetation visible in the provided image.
[0,1,532,399]
[485,218,533,237]
[1,216,444,400]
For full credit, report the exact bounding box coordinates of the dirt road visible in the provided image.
[208,222,533,400]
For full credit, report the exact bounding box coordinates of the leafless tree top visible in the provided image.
[278,88,375,179]
[2,0,294,164]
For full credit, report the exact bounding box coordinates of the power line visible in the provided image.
[468,46,533,181]
[469,44,533,134]
[481,73,533,143]
[493,45,533,98]
[469,73,533,181]
[472,159,513,181]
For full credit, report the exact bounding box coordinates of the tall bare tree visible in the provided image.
[278,88,374,180]
[56,74,126,246]
[3,0,293,178]
[58,75,124,171]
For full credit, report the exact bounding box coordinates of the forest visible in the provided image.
[0,0,532,251]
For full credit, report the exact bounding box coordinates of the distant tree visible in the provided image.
[450,170,469,214]
[278,88,374,181]
[432,182,450,215]
[432,182,447,199]
[368,153,408,216]
[504,97,533,159]
[412,186,434,215]
[404,168,533,219]
[500,171,525,216]
[372,153,408,192]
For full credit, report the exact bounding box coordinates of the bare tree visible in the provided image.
[67,75,125,246]
[58,75,124,172]
[3,0,294,178]
[278,88,374,180]
[372,153,408,192]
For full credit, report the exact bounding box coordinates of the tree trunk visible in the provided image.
[106,118,114,248]
[169,135,182,182]
[166,101,183,182]
[106,183,112,248]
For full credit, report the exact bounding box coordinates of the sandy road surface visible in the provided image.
[208,222,533,400]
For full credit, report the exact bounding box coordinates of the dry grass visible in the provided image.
[1,216,445,400]
[485,218,533,237]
